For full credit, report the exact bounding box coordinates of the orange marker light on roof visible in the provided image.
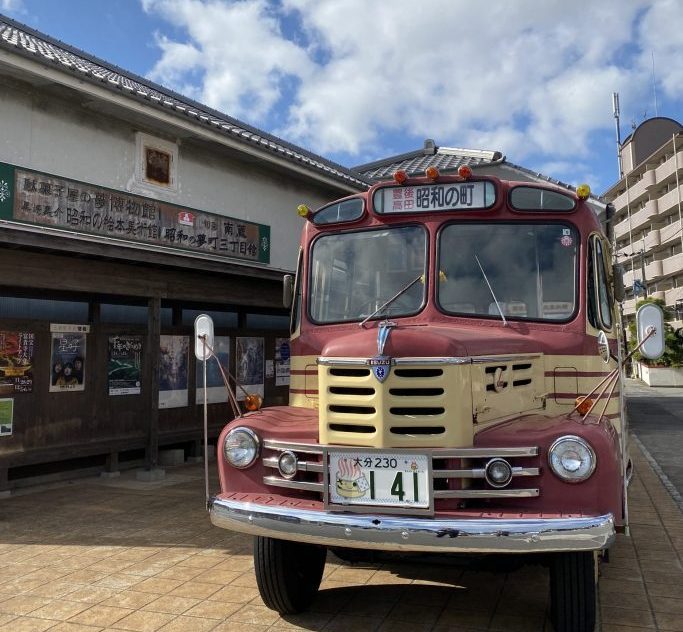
[576,183,591,200]
[425,166,439,180]
[394,170,408,184]
[458,165,472,179]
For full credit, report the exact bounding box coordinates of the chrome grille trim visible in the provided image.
[264,439,324,454]
[263,476,323,492]
[263,456,324,473]
[317,356,471,366]
[433,488,540,499]
[433,467,539,479]
[261,442,540,500]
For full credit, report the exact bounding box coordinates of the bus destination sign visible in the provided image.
[374,181,492,214]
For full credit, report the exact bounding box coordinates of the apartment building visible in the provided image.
[603,117,683,331]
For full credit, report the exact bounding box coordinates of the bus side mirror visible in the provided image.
[283,274,294,309]
[612,264,625,302]
[636,302,665,360]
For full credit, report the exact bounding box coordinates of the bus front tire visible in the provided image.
[254,536,327,614]
[549,551,597,632]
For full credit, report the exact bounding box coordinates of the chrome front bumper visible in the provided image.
[209,497,615,554]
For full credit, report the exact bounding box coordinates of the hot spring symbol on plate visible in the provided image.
[335,457,370,498]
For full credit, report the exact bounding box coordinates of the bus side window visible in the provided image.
[290,250,303,337]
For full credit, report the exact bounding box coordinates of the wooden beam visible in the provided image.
[145,296,161,470]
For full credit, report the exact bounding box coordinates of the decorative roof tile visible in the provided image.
[0,15,370,190]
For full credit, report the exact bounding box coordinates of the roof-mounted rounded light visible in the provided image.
[394,170,408,184]
[576,184,591,200]
[297,204,312,220]
[425,166,439,180]
[458,165,473,179]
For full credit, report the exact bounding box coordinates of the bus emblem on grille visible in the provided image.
[368,356,391,382]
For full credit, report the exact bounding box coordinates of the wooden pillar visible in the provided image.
[145,296,161,470]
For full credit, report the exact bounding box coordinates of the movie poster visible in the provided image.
[196,336,230,405]
[50,332,86,392]
[108,335,143,396]
[159,335,189,409]
[275,338,290,387]
[0,398,13,436]
[0,331,34,395]
[236,337,264,401]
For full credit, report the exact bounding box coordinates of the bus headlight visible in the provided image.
[224,427,260,469]
[548,436,596,482]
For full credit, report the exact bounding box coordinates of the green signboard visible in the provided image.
[0,161,270,264]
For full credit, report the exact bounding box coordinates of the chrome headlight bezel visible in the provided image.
[223,427,260,469]
[548,435,596,483]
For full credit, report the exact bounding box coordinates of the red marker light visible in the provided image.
[425,166,439,180]
[458,165,472,179]
[394,170,408,184]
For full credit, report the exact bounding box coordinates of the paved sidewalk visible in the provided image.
[0,442,681,632]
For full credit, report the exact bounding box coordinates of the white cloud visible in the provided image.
[141,0,683,174]
[1,0,23,11]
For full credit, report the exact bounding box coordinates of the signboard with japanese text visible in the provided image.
[275,337,290,386]
[0,161,270,264]
[50,331,86,392]
[0,331,34,395]
[159,335,189,409]
[373,181,494,213]
[108,335,143,396]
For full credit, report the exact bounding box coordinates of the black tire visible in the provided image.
[254,536,327,614]
[549,551,597,632]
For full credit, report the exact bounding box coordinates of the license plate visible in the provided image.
[328,451,430,508]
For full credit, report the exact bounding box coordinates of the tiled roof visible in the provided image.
[0,14,370,190]
[354,139,503,181]
[355,139,606,206]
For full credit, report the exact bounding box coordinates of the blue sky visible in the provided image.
[3,0,683,195]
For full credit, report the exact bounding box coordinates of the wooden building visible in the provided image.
[0,15,369,492]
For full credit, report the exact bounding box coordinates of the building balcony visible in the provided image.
[645,259,664,281]
[664,285,683,308]
[654,150,683,182]
[645,228,661,249]
[662,252,683,278]
[656,183,683,216]
[614,216,631,240]
[622,297,637,316]
[612,170,656,212]
[623,268,635,288]
[660,220,683,246]
[650,290,666,301]
[628,201,659,233]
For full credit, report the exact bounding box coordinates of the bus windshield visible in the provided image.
[309,226,427,324]
[438,223,578,321]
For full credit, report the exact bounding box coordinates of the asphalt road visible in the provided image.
[626,378,683,508]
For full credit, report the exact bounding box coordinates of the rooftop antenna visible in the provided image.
[612,92,623,177]
[652,50,659,117]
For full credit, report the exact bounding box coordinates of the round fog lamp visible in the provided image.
[277,451,298,479]
[223,427,260,469]
[485,458,513,488]
[549,436,596,483]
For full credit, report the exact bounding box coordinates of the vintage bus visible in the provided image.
[206,167,658,632]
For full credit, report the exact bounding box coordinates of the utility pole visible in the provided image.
[639,250,647,299]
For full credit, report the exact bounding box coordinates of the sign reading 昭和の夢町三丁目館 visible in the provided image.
[0,162,270,264]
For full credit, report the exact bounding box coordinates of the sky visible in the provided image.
[2,0,683,195]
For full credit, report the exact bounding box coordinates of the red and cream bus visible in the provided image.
[207,167,661,632]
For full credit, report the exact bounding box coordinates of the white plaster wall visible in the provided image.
[0,76,346,271]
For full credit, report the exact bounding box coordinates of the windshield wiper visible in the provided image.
[359,274,423,328]
[474,255,507,326]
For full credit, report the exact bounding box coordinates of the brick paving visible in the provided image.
[0,440,681,632]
